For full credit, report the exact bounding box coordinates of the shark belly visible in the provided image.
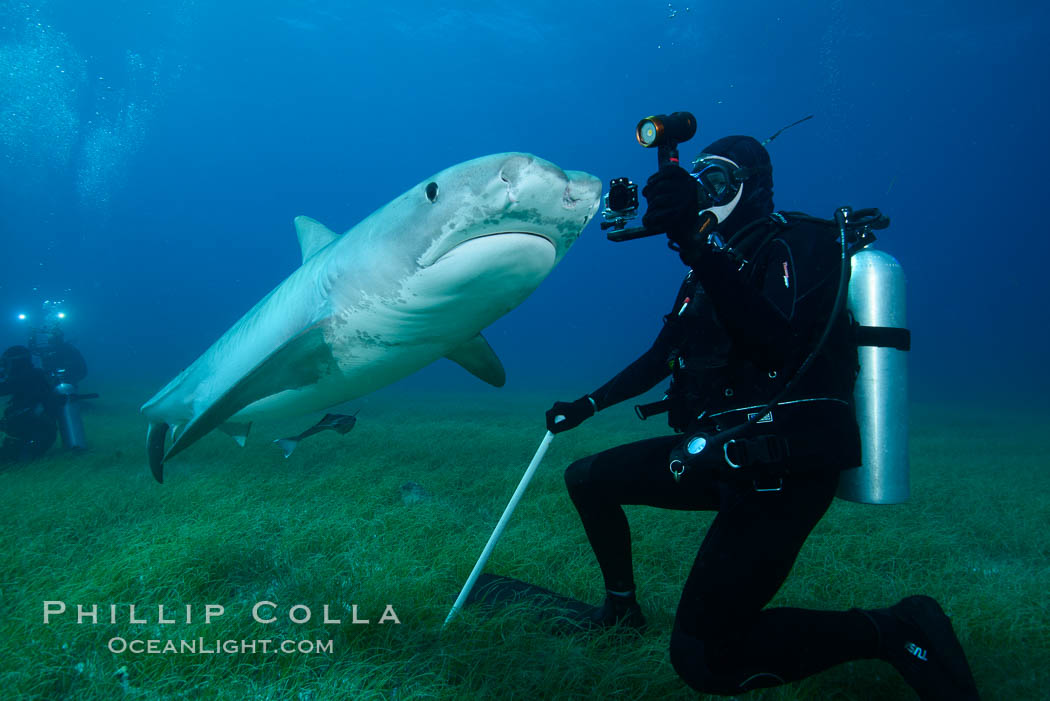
[233,232,555,420]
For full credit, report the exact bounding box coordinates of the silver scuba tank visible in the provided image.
[837,247,910,504]
[55,382,88,450]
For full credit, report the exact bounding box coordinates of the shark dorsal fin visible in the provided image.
[294,216,340,262]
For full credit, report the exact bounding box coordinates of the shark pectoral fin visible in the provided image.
[219,421,252,447]
[446,334,506,387]
[273,438,298,458]
[294,216,340,262]
[164,324,338,464]
[147,421,170,484]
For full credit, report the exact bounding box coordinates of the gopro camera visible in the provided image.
[601,177,639,229]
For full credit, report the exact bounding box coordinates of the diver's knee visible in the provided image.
[563,456,593,495]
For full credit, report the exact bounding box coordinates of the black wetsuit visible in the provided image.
[0,366,59,463]
[38,339,88,386]
[565,214,879,693]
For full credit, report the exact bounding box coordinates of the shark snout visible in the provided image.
[495,155,601,217]
[562,171,602,214]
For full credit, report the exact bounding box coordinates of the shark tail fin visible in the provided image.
[147,421,170,483]
[274,438,298,459]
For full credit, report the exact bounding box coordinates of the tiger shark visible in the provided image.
[141,153,601,482]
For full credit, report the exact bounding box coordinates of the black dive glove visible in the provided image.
[545,395,596,434]
[641,165,700,244]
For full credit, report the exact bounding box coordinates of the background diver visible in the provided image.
[545,134,980,699]
[5,301,94,455]
[30,325,88,388]
[0,345,61,464]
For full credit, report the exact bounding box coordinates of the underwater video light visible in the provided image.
[17,313,26,321]
[635,112,697,149]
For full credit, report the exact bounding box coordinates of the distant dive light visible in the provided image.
[17,313,27,321]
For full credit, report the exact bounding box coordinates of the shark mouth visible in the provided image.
[421,231,555,267]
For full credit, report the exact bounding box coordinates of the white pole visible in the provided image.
[443,427,558,627]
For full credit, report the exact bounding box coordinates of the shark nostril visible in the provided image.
[498,155,533,187]
[499,168,518,203]
[562,183,585,209]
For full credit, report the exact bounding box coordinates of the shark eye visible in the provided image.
[425,182,439,203]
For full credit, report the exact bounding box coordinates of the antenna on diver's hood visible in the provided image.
[761,114,814,146]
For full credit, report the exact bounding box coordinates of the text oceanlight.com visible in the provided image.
[107,637,334,655]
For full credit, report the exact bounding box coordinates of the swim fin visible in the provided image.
[464,574,642,633]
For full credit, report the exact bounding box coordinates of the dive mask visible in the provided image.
[690,154,770,224]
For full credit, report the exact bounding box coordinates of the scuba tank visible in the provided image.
[707,207,911,503]
[837,248,910,504]
[54,382,88,450]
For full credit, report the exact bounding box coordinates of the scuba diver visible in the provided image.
[0,345,60,463]
[25,303,92,450]
[545,135,979,699]
[32,327,88,387]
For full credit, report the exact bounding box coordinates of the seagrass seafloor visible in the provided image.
[1,387,1047,700]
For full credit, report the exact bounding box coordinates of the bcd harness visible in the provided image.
[634,208,909,489]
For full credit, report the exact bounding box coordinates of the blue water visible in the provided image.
[2,0,1047,405]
